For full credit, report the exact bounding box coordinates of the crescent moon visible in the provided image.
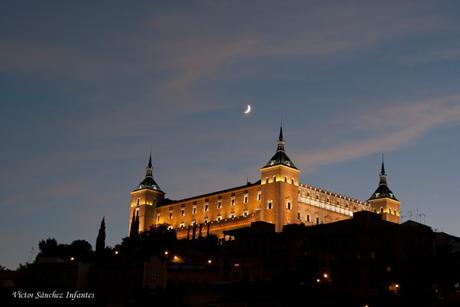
[244,104,252,114]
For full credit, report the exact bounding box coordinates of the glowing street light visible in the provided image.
[389,282,401,294]
[207,259,213,264]
[70,257,75,261]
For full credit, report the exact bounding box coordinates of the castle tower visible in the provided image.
[128,154,164,235]
[259,126,300,232]
[368,157,400,223]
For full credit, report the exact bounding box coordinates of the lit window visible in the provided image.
[267,200,273,210]
[217,215,222,222]
[180,223,185,229]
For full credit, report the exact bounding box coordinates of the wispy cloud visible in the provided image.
[402,46,460,65]
[296,96,460,168]
[151,1,443,94]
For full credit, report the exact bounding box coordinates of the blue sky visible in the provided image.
[1,0,460,269]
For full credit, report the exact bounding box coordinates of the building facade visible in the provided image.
[128,127,400,239]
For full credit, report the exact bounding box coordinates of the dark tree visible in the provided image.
[38,238,58,255]
[96,217,106,254]
[67,240,92,258]
[129,212,139,238]
[120,224,177,259]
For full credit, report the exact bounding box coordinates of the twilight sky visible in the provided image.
[1,0,460,269]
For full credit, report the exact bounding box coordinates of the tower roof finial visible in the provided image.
[135,153,163,192]
[368,155,397,201]
[262,125,297,169]
[278,122,284,142]
[381,153,386,175]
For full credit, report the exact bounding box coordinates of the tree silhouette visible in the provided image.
[96,217,106,254]
[38,238,58,256]
[129,211,139,238]
[119,224,177,259]
[36,238,92,261]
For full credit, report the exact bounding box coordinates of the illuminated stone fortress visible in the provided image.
[128,127,400,239]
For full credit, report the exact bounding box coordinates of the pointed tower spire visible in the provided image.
[263,125,297,169]
[146,153,153,178]
[369,156,397,200]
[379,154,388,186]
[136,153,162,191]
[276,124,286,152]
[278,124,284,142]
[381,153,386,175]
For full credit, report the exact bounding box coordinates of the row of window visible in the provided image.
[264,176,296,185]
[300,191,366,209]
[380,207,399,216]
[266,200,292,210]
[159,199,295,222]
[162,191,263,218]
[298,196,354,217]
[175,211,251,228]
[135,198,156,206]
[167,210,251,222]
